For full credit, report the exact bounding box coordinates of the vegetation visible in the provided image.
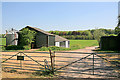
[115,15,120,33]
[93,29,106,43]
[0,38,6,46]
[18,28,37,48]
[49,29,117,40]
[38,40,98,51]
[33,70,55,77]
[0,34,5,38]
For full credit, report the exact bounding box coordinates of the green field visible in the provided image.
[0,38,6,46]
[70,40,98,49]
[38,40,98,51]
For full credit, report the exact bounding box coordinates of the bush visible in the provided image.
[6,45,24,50]
[38,46,71,51]
[0,46,6,51]
[23,45,31,50]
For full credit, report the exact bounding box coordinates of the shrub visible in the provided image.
[38,46,71,51]
[23,45,31,50]
[6,45,24,50]
[33,70,54,77]
[0,46,6,51]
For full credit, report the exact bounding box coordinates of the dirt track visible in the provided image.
[1,46,118,78]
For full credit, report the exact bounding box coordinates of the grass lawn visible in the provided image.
[0,38,6,46]
[70,40,98,49]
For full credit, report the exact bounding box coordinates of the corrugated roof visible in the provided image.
[55,35,69,42]
[25,26,54,36]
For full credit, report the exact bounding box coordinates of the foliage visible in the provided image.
[115,15,120,33]
[23,45,31,50]
[6,45,24,50]
[0,46,6,51]
[48,29,116,40]
[93,29,106,43]
[108,34,117,36]
[33,70,54,77]
[0,34,5,38]
[5,45,31,50]
[18,28,36,47]
[38,46,71,51]
[0,38,6,46]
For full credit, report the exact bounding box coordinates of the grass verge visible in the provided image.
[38,40,98,51]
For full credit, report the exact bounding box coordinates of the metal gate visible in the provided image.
[2,52,51,72]
[53,52,119,78]
[2,51,120,78]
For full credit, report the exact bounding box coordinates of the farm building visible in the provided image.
[100,34,120,50]
[55,35,69,48]
[6,28,18,46]
[17,26,69,48]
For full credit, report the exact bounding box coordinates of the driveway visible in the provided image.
[1,46,119,78]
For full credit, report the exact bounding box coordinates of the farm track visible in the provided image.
[1,46,119,78]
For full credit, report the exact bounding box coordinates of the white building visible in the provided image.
[55,35,70,48]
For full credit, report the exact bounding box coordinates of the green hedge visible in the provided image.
[6,45,24,50]
[38,46,72,51]
[6,45,31,50]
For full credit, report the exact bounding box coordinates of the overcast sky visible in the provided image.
[2,2,118,33]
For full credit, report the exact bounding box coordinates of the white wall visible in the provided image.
[55,42,60,47]
[65,41,69,48]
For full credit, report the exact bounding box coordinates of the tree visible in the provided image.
[18,28,36,47]
[93,29,106,43]
[115,15,120,33]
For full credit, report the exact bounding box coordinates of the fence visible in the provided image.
[1,50,120,78]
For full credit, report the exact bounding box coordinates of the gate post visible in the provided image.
[93,53,94,75]
[49,49,55,74]
[20,52,22,69]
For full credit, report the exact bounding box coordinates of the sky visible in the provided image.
[2,2,118,33]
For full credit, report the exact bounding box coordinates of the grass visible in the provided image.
[70,40,98,49]
[0,38,6,46]
[38,40,98,51]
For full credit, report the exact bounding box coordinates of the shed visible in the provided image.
[55,35,70,48]
[18,26,55,48]
[18,26,70,48]
[100,35,120,50]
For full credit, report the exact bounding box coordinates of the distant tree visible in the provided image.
[93,29,106,43]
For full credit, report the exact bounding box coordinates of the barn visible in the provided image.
[17,26,70,48]
[55,35,70,48]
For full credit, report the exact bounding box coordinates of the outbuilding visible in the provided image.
[55,35,70,48]
[18,26,70,48]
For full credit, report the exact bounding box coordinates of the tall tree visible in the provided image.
[93,29,106,43]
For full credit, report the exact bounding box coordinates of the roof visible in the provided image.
[24,26,54,36]
[55,35,69,42]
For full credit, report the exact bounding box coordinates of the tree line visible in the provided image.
[49,29,117,40]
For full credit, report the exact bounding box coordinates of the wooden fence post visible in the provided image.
[20,52,22,69]
[93,53,94,75]
[49,49,55,74]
